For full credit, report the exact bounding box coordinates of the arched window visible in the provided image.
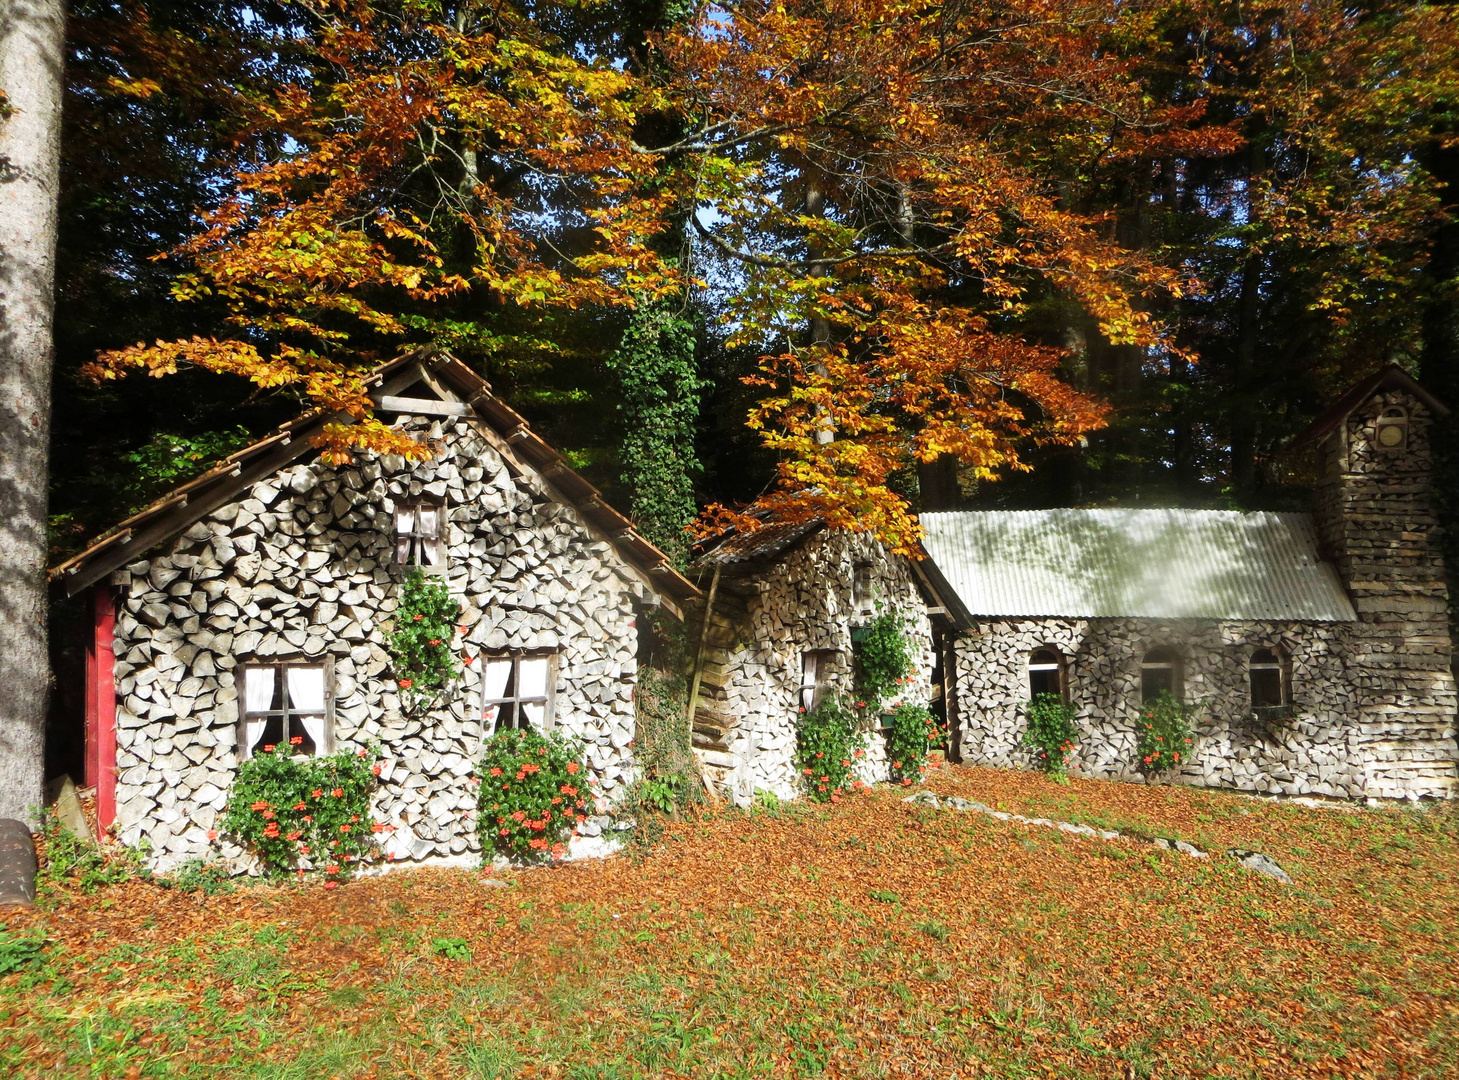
[1028,648,1064,700]
[1375,405,1408,452]
[1141,647,1182,702]
[1249,647,1289,710]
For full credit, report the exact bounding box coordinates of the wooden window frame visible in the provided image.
[236,656,336,760]
[395,496,447,571]
[1028,647,1066,701]
[798,650,837,712]
[478,651,558,733]
[1249,647,1291,714]
[1140,647,1182,703]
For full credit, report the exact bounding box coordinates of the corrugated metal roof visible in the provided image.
[919,509,1356,621]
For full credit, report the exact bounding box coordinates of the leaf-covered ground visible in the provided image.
[2,764,1457,1079]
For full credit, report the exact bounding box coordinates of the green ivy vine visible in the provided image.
[388,568,461,714]
[606,296,706,567]
[854,613,913,707]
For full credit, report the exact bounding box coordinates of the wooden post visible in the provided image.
[85,585,117,833]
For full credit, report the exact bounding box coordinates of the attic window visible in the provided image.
[1141,647,1182,702]
[395,498,445,568]
[1375,406,1408,451]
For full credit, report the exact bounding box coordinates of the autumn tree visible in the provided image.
[84,0,1459,558]
[649,0,1244,549]
[85,0,682,463]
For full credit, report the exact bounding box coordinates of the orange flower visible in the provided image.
[324,880,337,891]
[206,829,219,841]
[372,764,382,776]
[290,736,303,746]
[293,801,307,811]
[331,788,344,798]
[398,678,414,689]
[326,864,340,875]
[566,762,579,774]
[490,767,503,777]
[311,789,323,799]
[250,800,268,812]
[262,744,276,753]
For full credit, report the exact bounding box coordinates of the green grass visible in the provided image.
[4,771,1459,1079]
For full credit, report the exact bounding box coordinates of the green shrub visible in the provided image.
[885,702,940,786]
[631,662,702,817]
[633,775,686,817]
[1023,694,1079,778]
[476,728,589,862]
[853,614,912,706]
[0,924,48,976]
[432,936,472,961]
[1136,691,1197,774]
[794,695,866,802]
[221,744,382,882]
[36,817,147,897]
[163,858,235,896]
[389,567,462,714]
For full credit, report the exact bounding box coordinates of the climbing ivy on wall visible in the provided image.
[606,297,705,567]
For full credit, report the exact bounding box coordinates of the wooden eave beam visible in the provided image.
[59,423,326,597]
[374,395,473,418]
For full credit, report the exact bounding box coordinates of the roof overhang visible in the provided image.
[49,348,700,614]
[1293,364,1450,450]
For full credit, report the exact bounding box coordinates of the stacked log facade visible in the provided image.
[690,532,935,801]
[950,388,1458,800]
[108,414,644,871]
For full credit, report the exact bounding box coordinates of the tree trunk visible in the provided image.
[0,0,64,823]
[1230,138,1266,503]
[804,168,833,445]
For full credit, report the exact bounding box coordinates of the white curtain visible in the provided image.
[519,657,549,699]
[243,667,274,755]
[287,666,328,750]
[418,504,442,564]
[800,652,819,711]
[287,665,326,711]
[481,659,512,726]
[395,504,416,564]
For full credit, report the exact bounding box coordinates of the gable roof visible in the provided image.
[48,349,699,614]
[1294,364,1450,449]
[919,509,1356,623]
